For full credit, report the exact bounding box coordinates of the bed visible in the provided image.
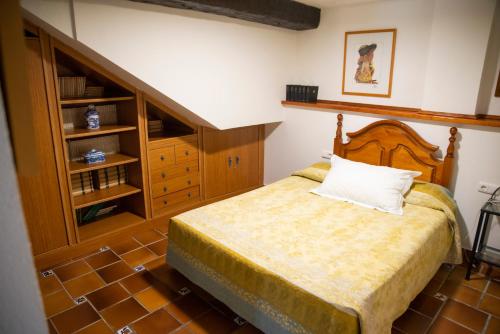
[167,116,462,334]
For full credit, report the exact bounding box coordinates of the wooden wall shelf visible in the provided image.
[64,125,137,139]
[73,184,141,209]
[69,153,138,174]
[78,211,144,241]
[282,100,500,128]
[60,96,135,106]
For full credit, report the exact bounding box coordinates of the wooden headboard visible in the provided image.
[333,114,457,187]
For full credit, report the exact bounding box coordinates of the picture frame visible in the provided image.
[342,28,397,98]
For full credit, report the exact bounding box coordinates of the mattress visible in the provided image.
[167,164,461,334]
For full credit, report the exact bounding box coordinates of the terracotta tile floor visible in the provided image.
[38,222,500,334]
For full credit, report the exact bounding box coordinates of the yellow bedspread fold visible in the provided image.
[169,165,460,334]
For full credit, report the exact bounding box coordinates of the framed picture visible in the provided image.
[342,29,397,98]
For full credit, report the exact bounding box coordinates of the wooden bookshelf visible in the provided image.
[68,153,138,174]
[64,125,137,139]
[60,96,135,106]
[73,184,141,209]
[78,211,144,241]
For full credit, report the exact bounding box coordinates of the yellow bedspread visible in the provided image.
[169,164,461,334]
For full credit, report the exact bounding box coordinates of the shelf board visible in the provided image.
[78,211,145,241]
[73,184,141,209]
[60,96,135,106]
[281,100,500,128]
[64,125,136,139]
[69,153,139,174]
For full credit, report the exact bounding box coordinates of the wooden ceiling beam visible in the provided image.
[129,0,321,30]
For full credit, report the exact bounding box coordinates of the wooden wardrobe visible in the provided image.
[17,20,265,266]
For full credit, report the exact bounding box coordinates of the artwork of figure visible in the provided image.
[354,43,377,84]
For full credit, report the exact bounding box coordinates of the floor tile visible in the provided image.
[53,260,92,282]
[428,316,475,334]
[175,327,195,334]
[100,297,148,330]
[209,298,238,319]
[134,284,177,312]
[166,294,211,323]
[479,294,500,317]
[50,303,100,334]
[154,221,169,235]
[63,271,105,298]
[133,229,164,245]
[188,309,238,334]
[97,261,134,284]
[72,248,101,261]
[121,247,158,268]
[144,257,166,271]
[151,266,193,292]
[43,289,75,317]
[120,271,156,294]
[231,323,263,334]
[132,308,181,333]
[487,280,500,298]
[433,265,452,282]
[38,275,63,296]
[74,320,113,334]
[422,278,443,296]
[486,316,500,334]
[108,237,142,255]
[439,280,481,306]
[393,309,432,334]
[147,239,168,256]
[391,328,404,334]
[85,250,120,270]
[440,299,488,332]
[86,282,129,311]
[449,265,488,292]
[47,320,57,334]
[409,293,444,317]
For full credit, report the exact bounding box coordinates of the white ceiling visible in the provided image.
[299,0,384,9]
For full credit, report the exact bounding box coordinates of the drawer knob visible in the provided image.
[163,186,167,192]
[163,200,167,205]
[187,193,191,198]
[161,172,166,178]
[186,167,190,172]
[160,155,165,161]
[185,150,189,156]
[187,180,191,185]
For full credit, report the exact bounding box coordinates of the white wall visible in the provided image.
[21,0,74,37]
[0,85,48,334]
[23,0,297,130]
[422,0,495,114]
[265,0,500,249]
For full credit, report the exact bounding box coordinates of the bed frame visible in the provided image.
[333,114,457,187]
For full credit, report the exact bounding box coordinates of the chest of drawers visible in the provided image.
[148,134,201,217]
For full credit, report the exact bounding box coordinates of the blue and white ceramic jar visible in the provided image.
[83,149,106,164]
[85,104,100,130]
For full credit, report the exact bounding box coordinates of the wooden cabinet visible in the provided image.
[17,36,69,255]
[203,126,262,199]
[146,108,201,217]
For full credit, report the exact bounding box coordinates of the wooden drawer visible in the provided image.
[151,160,199,184]
[153,186,200,213]
[149,146,175,170]
[152,172,200,198]
[175,141,198,164]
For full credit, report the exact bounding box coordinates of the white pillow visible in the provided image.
[311,155,422,215]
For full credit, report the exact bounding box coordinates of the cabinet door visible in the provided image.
[17,38,69,255]
[203,128,230,199]
[227,127,260,193]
